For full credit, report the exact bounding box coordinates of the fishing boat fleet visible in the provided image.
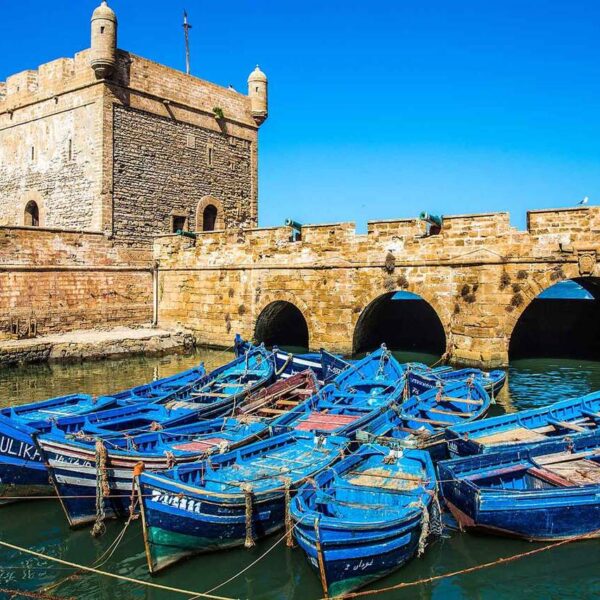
[1,337,599,598]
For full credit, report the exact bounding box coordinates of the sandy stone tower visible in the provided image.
[0,1,268,242]
[90,1,118,79]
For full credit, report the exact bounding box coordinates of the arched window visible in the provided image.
[203,204,218,231]
[24,201,40,227]
[195,196,224,231]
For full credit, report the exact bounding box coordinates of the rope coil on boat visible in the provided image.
[280,476,294,548]
[91,439,109,538]
[275,353,293,377]
[242,484,255,548]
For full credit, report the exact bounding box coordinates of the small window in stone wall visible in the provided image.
[203,205,217,231]
[24,201,40,227]
[31,146,35,161]
[207,144,214,167]
[68,139,73,161]
[171,215,187,233]
[186,134,196,149]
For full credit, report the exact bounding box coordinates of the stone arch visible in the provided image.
[503,264,581,337]
[195,196,224,232]
[21,193,44,227]
[506,264,600,359]
[352,288,448,356]
[252,293,315,350]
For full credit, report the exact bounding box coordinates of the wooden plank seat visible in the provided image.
[276,400,303,406]
[347,468,424,491]
[190,392,229,398]
[547,419,589,433]
[295,412,360,432]
[474,427,547,446]
[528,466,574,487]
[256,408,288,415]
[543,458,600,486]
[172,437,226,452]
[437,396,483,406]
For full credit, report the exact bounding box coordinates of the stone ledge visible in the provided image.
[0,326,194,367]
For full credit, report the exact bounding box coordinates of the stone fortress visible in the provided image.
[1,1,599,368]
[0,1,266,239]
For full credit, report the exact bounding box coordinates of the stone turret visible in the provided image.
[90,1,117,79]
[248,65,268,125]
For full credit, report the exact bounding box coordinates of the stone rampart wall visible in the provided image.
[154,207,600,367]
[0,227,152,337]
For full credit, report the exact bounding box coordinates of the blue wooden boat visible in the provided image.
[438,431,600,540]
[406,366,506,398]
[37,370,320,527]
[0,402,199,505]
[364,373,490,460]
[135,347,404,572]
[291,444,438,597]
[138,432,349,573]
[0,347,272,505]
[445,391,600,458]
[233,334,350,383]
[104,363,206,404]
[438,367,506,397]
[270,347,407,437]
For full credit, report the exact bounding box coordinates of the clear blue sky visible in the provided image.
[1,1,599,230]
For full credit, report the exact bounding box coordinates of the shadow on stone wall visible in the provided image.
[510,297,600,360]
[353,292,446,355]
[254,301,309,350]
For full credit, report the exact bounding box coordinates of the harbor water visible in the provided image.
[0,349,599,599]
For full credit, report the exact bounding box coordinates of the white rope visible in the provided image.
[0,539,236,600]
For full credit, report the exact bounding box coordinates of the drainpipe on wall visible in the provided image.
[152,261,159,328]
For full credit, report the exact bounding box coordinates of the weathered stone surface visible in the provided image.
[154,206,600,368]
[0,326,194,367]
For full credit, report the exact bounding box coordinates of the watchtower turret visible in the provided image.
[90,1,117,79]
[248,65,268,126]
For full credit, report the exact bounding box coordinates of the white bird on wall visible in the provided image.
[578,196,589,205]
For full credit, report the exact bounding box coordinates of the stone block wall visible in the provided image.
[0,52,104,230]
[154,207,600,368]
[112,105,253,241]
[0,226,152,337]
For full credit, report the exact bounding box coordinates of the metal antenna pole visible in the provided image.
[183,10,192,75]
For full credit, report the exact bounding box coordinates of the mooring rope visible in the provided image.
[328,527,600,599]
[242,484,255,548]
[91,440,109,538]
[0,539,236,600]
[280,476,294,548]
[0,588,72,600]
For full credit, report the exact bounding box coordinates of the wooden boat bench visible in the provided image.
[547,419,589,433]
[437,397,483,406]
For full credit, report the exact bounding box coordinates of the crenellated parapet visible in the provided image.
[154,206,600,368]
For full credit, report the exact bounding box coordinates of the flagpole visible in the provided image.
[183,10,192,75]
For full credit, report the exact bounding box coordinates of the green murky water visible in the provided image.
[1,349,599,600]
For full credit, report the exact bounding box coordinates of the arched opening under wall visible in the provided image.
[203,204,217,231]
[353,291,446,358]
[254,301,309,350]
[509,278,600,360]
[24,201,40,227]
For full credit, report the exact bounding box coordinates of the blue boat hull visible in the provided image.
[295,525,422,598]
[443,484,600,541]
[0,420,50,504]
[139,478,287,572]
[439,433,600,541]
